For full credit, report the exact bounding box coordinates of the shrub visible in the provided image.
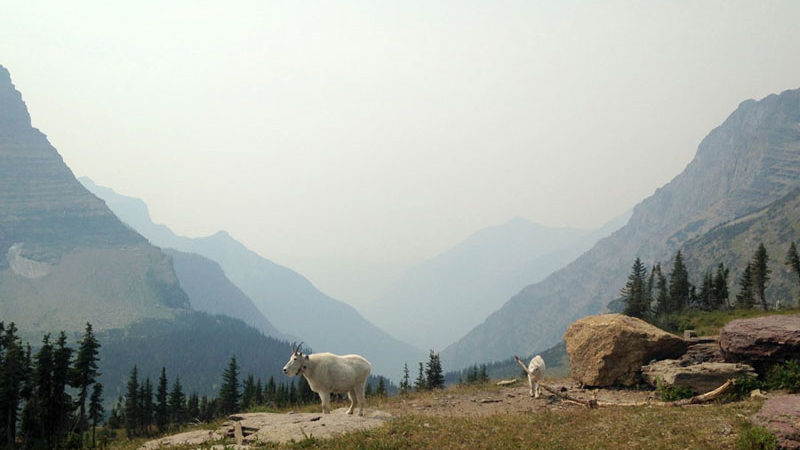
[736,423,778,450]
[656,378,695,401]
[764,360,800,393]
[731,375,763,400]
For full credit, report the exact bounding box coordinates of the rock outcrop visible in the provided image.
[564,314,687,387]
[641,360,755,394]
[751,395,800,449]
[719,314,800,372]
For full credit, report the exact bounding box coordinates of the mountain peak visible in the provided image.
[0,64,33,136]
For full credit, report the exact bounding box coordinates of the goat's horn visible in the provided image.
[296,341,305,354]
[291,341,297,353]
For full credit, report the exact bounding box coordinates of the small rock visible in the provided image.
[479,398,501,404]
[683,330,698,340]
[750,389,767,399]
[309,416,322,422]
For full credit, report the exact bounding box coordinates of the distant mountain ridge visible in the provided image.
[80,178,424,378]
[443,88,800,369]
[0,64,189,337]
[367,213,630,349]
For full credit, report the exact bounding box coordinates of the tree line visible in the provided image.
[0,322,102,449]
[398,350,445,395]
[621,241,800,325]
[111,355,318,438]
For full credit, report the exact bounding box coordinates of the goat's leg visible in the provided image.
[528,375,534,397]
[346,390,356,415]
[356,384,366,416]
[319,391,331,414]
[534,380,541,399]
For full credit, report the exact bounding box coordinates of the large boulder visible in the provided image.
[751,395,800,449]
[641,359,756,394]
[719,314,800,373]
[564,314,687,387]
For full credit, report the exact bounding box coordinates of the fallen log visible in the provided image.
[512,355,734,409]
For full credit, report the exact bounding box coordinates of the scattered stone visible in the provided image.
[680,336,725,364]
[564,314,687,386]
[496,379,519,386]
[479,398,501,404]
[750,389,767,399]
[641,359,756,393]
[751,395,800,449]
[140,429,223,449]
[684,330,698,340]
[719,314,800,373]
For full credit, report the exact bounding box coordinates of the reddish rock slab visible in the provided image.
[751,395,800,449]
[719,314,800,373]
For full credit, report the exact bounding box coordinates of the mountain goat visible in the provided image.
[282,342,372,416]
[515,354,546,398]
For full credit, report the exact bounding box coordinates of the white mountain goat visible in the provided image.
[514,354,546,398]
[282,342,372,416]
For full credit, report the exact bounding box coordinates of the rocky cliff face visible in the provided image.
[0,65,189,334]
[443,88,800,369]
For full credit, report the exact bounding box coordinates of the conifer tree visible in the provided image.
[425,351,445,390]
[621,257,649,319]
[1,323,27,448]
[89,383,104,448]
[376,376,387,397]
[786,241,800,283]
[124,366,139,437]
[255,379,264,405]
[219,355,240,414]
[736,264,755,308]
[168,376,187,426]
[364,382,373,397]
[141,377,154,434]
[187,394,199,422]
[653,264,669,316]
[399,363,411,395]
[414,362,426,392]
[479,364,489,383]
[199,396,210,422]
[668,251,691,311]
[52,332,74,439]
[713,263,730,309]
[697,271,714,310]
[751,243,771,310]
[241,374,256,410]
[155,367,169,432]
[265,376,277,405]
[297,375,315,403]
[72,322,101,433]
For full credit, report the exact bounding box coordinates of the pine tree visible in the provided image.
[124,366,139,437]
[187,393,199,422]
[364,382,373,397]
[155,367,169,432]
[736,264,755,308]
[141,377,154,434]
[199,396,210,422]
[668,251,691,311]
[72,322,101,434]
[713,263,730,309]
[219,355,240,415]
[479,364,489,383]
[425,351,445,390]
[241,374,256,410]
[1,323,27,448]
[697,271,714,310]
[621,257,649,319]
[653,264,669,316]
[89,383,104,448]
[168,376,187,426]
[751,243,771,310]
[414,362,426,392]
[786,241,800,283]
[52,332,74,440]
[399,363,411,395]
[255,379,264,405]
[376,377,387,397]
[265,376,277,405]
[297,376,315,404]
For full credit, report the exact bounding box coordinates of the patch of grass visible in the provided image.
[736,422,778,450]
[261,400,761,449]
[655,378,695,401]
[661,307,799,336]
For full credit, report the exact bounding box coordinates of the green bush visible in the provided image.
[764,360,800,393]
[731,375,763,399]
[656,378,695,401]
[736,423,778,450]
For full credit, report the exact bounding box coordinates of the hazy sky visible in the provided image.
[3,1,800,306]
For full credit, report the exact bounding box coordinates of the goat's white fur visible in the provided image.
[283,348,372,416]
[527,355,546,398]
